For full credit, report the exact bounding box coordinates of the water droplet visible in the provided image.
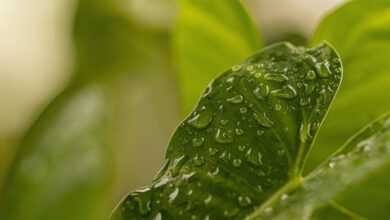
[270,85,297,99]
[253,112,274,128]
[233,159,242,167]
[306,70,316,80]
[226,76,235,83]
[215,129,234,143]
[204,195,213,205]
[227,95,244,104]
[224,208,239,217]
[192,137,205,147]
[328,161,335,168]
[232,65,242,72]
[171,155,187,177]
[151,212,162,220]
[274,103,282,111]
[208,147,218,155]
[134,196,152,216]
[238,196,252,207]
[188,108,213,129]
[208,167,219,176]
[317,62,331,78]
[264,73,288,82]
[235,128,244,136]
[169,187,179,203]
[246,65,255,72]
[253,85,270,100]
[281,194,289,201]
[240,107,248,114]
[257,130,265,136]
[264,207,273,215]
[194,155,205,166]
[220,119,229,125]
[238,145,246,151]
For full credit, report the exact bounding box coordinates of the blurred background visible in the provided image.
[0,0,343,208]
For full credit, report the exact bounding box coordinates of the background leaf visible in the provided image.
[308,0,390,218]
[112,42,342,219]
[174,0,262,114]
[308,0,390,168]
[247,113,390,219]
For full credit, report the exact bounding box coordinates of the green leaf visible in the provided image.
[111,42,342,219]
[247,113,390,220]
[174,0,262,114]
[0,84,113,220]
[308,0,390,169]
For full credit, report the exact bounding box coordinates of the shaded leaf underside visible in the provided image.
[112,42,342,220]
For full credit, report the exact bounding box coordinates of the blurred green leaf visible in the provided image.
[111,42,342,219]
[247,113,389,219]
[307,0,390,218]
[0,0,167,219]
[174,0,262,114]
[309,0,390,168]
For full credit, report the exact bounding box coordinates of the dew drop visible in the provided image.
[188,109,213,129]
[246,65,255,72]
[208,167,220,176]
[238,196,252,207]
[253,85,270,100]
[270,85,297,99]
[171,155,187,177]
[208,147,218,155]
[215,129,234,143]
[238,145,246,151]
[328,161,335,168]
[232,65,242,72]
[317,62,331,78]
[264,207,273,215]
[306,70,317,80]
[224,208,239,217]
[153,212,162,220]
[192,137,205,147]
[281,194,289,201]
[204,195,213,205]
[240,107,248,114]
[169,187,179,203]
[253,112,274,128]
[233,159,242,167]
[264,73,288,82]
[257,130,265,136]
[194,155,205,166]
[227,95,244,104]
[235,128,244,136]
[274,103,282,111]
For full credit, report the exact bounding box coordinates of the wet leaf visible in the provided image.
[112,42,342,219]
[174,0,262,114]
[247,113,390,219]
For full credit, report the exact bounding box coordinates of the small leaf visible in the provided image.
[247,113,390,219]
[112,42,342,219]
[174,0,262,114]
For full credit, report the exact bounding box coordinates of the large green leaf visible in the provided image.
[111,42,342,219]
[247,113,390,220]
[174,0,262,114]
[308,0,390,169]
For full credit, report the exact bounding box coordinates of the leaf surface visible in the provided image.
[174,0,262,114]
[112,42,342,219]
[247,113,390,220]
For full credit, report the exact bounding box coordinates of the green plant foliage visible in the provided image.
[0,0,163,219]
[309,0,390,168]
[174,0,262,114]
[111,42,343,219]
[247,113,390,219]
[0,84,113,220]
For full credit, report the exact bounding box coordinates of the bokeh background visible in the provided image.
[0,0,343,207]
